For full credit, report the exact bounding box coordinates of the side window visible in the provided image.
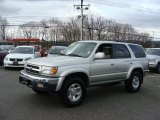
[113,44,131,59]
[96,44,113,59]
[34,47,39,52]
[129,44,146,58]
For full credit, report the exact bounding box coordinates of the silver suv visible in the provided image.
[19,41,149,107]
[146,48,160,74]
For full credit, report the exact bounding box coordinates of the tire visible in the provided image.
[156,63,160,74]
[61,77,86,107]
[32,88,48,94]
[125,71,142,93]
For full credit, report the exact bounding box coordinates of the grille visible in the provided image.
[10,58,23,62]
[27,64,39,69]
[25,64,40,75]
[25,68,39,74]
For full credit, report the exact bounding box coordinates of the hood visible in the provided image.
[28,56,90,66]
[47,54,61,57]
[147,55,160,59]
[6,53,34,59]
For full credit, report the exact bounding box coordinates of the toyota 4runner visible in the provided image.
[19,41,149,107]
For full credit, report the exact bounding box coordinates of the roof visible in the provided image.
[78,40,138,45]
[16,45,34,48]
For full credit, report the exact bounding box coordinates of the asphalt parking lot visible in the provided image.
[0,66,160,120]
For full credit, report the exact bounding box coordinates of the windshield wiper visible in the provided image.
[67,53,83,57]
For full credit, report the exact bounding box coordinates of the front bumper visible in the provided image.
[4,60,26,67]
[19,70,59,92]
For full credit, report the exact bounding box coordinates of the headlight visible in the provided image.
[4,57,8,61]
[25,57,31,61]
[41,66,58,75]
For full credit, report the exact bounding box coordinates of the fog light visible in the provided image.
[37,83,44,88]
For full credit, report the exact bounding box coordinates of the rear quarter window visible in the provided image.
[129,44,146,58]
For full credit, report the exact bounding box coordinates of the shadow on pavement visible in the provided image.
[3,67,24,71]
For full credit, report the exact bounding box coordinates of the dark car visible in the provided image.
[0,47,8,64]
[0,45,15,53]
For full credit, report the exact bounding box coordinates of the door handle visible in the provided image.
[130,62,133,65]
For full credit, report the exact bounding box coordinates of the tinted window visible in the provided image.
[113,44,131,58]
[129,44,146,58]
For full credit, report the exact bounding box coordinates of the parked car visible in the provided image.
[48,46,67,57]
[19,41,149,107]
[146,48,160,73]
[4,46,41,68]
[0,45,15,53]
[0,47,8,64]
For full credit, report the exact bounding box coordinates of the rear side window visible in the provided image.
[113,44,131,58]
[129,44,146,58]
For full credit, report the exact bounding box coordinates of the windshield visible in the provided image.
[49,46,66,54]
[146,48,160,56]
[13,47,34,54]
[64,42,97,58]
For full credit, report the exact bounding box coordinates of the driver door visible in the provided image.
[90,44,116,84]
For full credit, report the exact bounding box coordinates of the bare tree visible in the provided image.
[0,17,8,41]
[60,18,80,42]
[19,22,41,39]
[91,16,108,40]
[3,14,151,45]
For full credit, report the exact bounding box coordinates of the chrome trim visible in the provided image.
[20,70,58,84]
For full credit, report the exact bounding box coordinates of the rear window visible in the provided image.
[129,44,146,58]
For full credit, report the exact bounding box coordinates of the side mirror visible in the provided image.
[95,52,105,59]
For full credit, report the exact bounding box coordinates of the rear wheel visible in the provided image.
[125,71,142,93]
[156,63,160,74]
[61,77,86,107]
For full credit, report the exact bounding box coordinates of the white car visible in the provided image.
[4,46,41,68]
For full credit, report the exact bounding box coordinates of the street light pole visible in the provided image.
[74,1,89,41]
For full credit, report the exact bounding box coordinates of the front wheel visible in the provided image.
[125,71,142,93]
[61,77,86,107]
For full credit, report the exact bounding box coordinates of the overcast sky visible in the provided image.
[0,0,160,39]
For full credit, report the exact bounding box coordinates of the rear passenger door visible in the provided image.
[113,44,132,80]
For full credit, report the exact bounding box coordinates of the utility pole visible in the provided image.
[74,0,90,41]
[81,0,84,41]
